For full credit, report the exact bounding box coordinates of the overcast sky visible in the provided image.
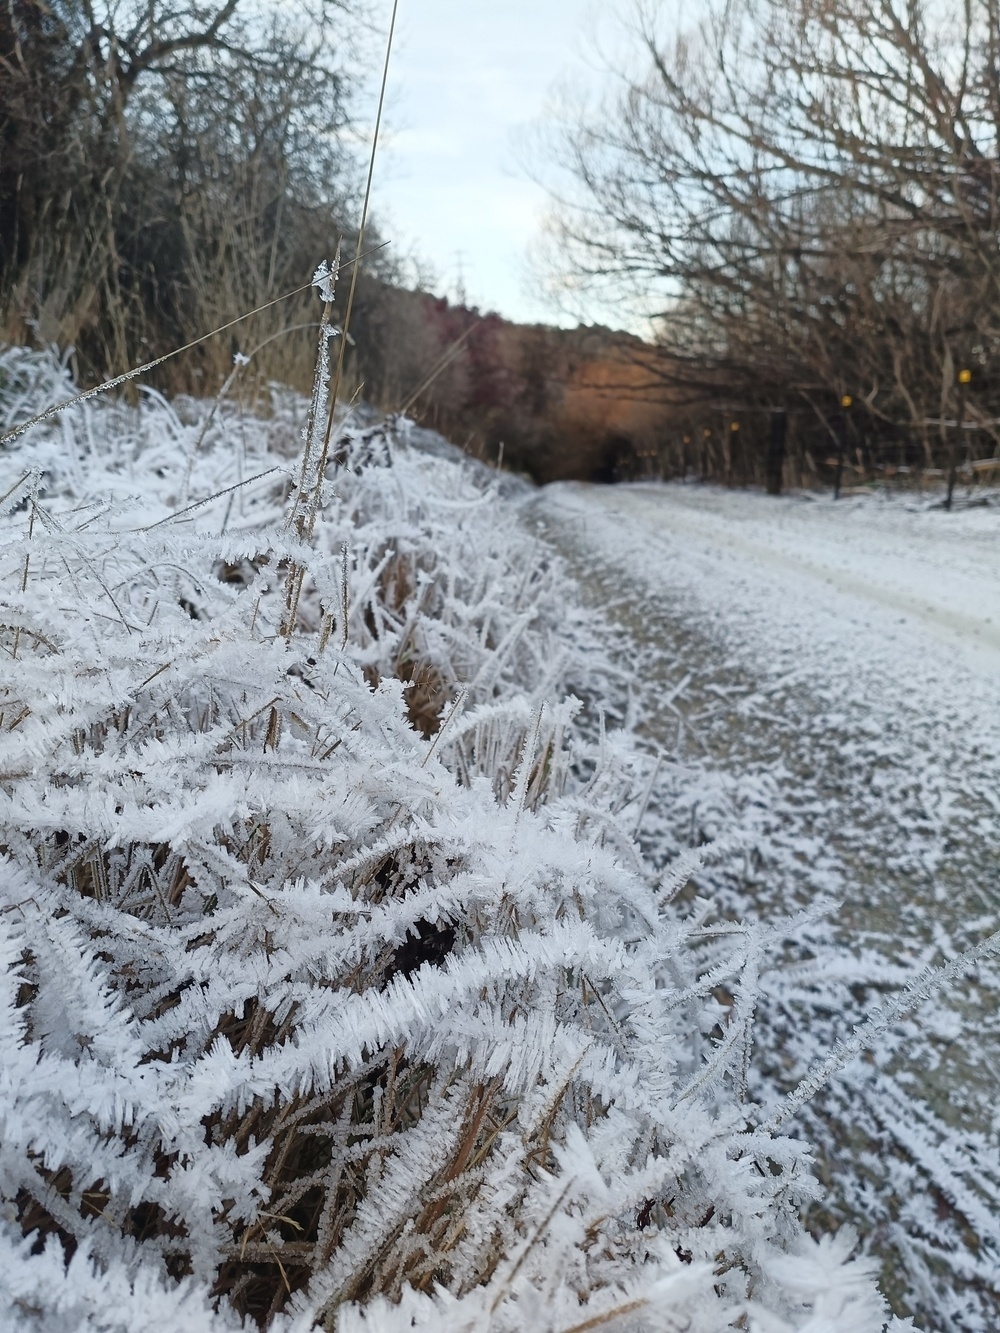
[373,0,608,326]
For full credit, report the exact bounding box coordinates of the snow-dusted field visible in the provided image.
[536,481,1000,1331]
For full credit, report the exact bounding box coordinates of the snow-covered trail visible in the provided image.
[552,481,1000,674]
[534,481,1000,1331]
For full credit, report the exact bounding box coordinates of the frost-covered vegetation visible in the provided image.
[538,483,1000,1331]
[0,344,912,1331]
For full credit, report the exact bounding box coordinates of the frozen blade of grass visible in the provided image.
[281,251,341,639]
[287,251,339,541]
[139,468,284,531]
[420,688,468,769]
[0,469,40,517]
[0,282,315,449]
[759,924,1000,1134]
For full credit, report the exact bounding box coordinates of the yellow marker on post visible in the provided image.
[947,371,971,508]
[834,396,852,497]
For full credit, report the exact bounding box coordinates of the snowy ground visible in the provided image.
[533,481,1000,1331]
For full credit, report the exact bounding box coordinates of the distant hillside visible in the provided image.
[352,283,677,483]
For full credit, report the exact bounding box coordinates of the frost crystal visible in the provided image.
[312,256,339,304]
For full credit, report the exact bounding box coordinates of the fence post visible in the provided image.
[945,368,971,511]
[834,394,852,499]
[727,420,739,486]
[766,410,787,495]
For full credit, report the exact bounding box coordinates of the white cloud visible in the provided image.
[372,0,605,322]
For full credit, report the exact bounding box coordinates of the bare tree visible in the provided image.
[0,0,372,380]
[542,0,1000,481]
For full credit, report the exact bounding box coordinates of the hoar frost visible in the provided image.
[0,345,905,1330]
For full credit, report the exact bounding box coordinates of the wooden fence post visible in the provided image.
[834,394,852,499]
[766,410,787,495]
[945,369,971,511]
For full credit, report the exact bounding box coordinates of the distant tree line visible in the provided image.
[0,0,394,389]
[544,0,1000,492]
[353,283,677,485]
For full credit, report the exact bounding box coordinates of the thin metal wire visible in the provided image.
[0,244,389,450]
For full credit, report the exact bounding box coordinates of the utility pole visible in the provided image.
[834,394,852,500]
[945,368,971,511]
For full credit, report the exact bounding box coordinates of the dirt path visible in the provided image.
[534,481,1000,1332]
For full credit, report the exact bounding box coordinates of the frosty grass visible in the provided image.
[0,346,917,1330]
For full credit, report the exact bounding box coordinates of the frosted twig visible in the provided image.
[138,469,282,530]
